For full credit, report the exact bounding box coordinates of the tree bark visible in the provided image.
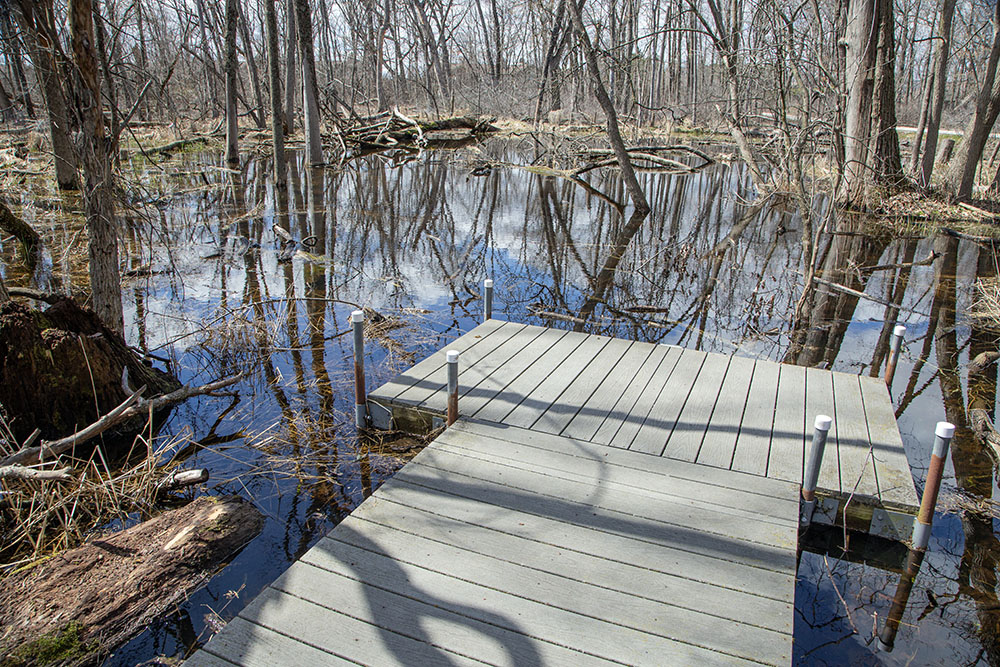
[13,0,79,190]
[238,7,267,129]
[68,0,124,334]
[284,0,298,133]
[295,0,325,166]
[869,0,902,184]
[837,0,878,207]
[566,0,649,214]
[918,0,957,188]
[224,0,239,165]
[943,1,1000,200]
[265,0,287,188]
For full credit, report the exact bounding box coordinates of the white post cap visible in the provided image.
[484,279,494,288]
[894,324,907,337]
[351,310,364,323]
[814,415,833,431]
[935,422,955,439]
[446,350,460,363]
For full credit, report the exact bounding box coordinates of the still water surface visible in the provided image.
[12,139,997,665]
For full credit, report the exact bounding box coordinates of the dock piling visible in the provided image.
[885,324,906,388]
[800,415,832,527]
[352,310,367,429]
[446,350,459,426]
[484,279,494,322]
[912,421,954,551]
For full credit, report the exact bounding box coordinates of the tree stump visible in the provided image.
[0,299,180,446]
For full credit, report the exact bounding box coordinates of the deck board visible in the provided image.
[697,355,756,469]
[627,348,706,455]
[583,344,670,444]
[664,353,731,462]
[730,359,780,476]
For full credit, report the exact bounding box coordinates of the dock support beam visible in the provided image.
[800,415,832,527]
[911,421,954,551]
[484,279,493,322]
[885,324,906,389]
[352,310,367,429]
[446,350,459,426]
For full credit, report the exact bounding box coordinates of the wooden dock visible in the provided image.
[186,320,919,666]
[368,320,918,538]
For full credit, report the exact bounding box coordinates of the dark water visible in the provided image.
[8,139,998,665]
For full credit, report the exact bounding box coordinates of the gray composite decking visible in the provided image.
[187,319,921,667]
[188,418,799,666]
[367,320,919,535]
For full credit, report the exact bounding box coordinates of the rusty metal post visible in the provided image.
[877,547,926,652]
[446,350,459,426]
[800,415,832,527]
[484,279,494,322]
[352,310,367,429]
[912,421,954,551]
[885,324,906,389]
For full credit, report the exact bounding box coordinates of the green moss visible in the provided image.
[2,622,96,666]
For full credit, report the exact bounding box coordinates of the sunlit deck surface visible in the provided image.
[187,320,919,666]
[370,320,918,531]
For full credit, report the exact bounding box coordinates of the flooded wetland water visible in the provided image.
[7,137,999,665]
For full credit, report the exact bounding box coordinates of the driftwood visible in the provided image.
[149,136,210,155]
[0,464,74,483]
[343,112,499,149]
[156,468,210,493]
[0,496,264,665]
[969,349,1000,458]
[0,373,242,468]
[574,145,713,176]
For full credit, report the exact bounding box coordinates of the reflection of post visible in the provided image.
[878,547,926,652]
[484,279,493,322]
[352,310,367,429]
[912,421,955,550]
[446,350,459,426]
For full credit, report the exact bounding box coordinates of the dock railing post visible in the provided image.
[885,324,906,389]
[446,350,459,426]
[800,415,833,527]
[484,279,494,322]
[912,421,954,551]
[352,310,367,429]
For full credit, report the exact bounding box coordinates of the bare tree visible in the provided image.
[294,0,324,165]
[265,0,287,188]
[224,0,239,164]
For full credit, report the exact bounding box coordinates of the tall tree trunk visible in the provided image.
[284,0,297,133]
[943,1,1000,200]
[14,0,79,191]
[566,0,649,214]
[2,14,34,118]
[68,0,123,334]
[265,0,287,188]
[918,0,957,188]
[238,8,266,129]
[294,0,324,166]
[869,0,902,185]
[837,0,878,207]
[224,0,239,165]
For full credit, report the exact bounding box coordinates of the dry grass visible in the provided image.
[0,417,189,575]
[972,278,1000,333]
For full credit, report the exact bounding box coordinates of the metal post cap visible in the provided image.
[814,415,832,431]
[935,422,955,439]
[484,279,494,288]
[446,350,460,363]
[350,310,364,322]
[893,324,906,337]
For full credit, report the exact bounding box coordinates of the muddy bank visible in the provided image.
[0,496,263,666]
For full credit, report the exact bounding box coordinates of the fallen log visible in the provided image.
[0,496,264,665]
[0,464,73,483]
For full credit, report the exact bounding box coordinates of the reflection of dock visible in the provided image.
[188,320,920,666]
